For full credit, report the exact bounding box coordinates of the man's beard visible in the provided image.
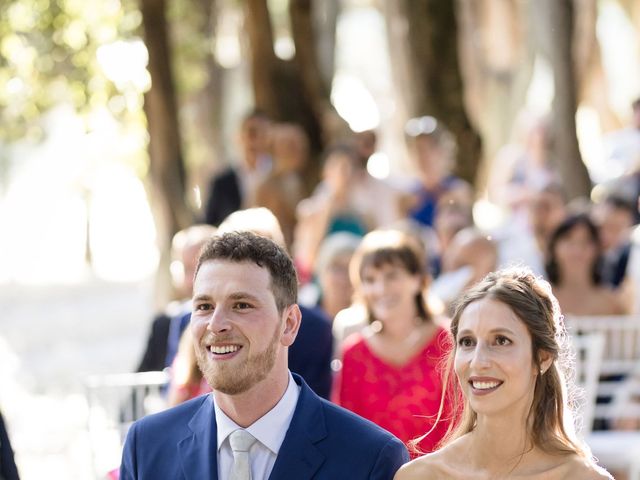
[195,322,281,395]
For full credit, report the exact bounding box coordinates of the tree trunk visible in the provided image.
[186,0,226,209]
[244,0,346,179]
[140,0,192,304]
[534,0,591,200]
[456,0,534,192]
[313,0,340,89]
[573,0,622,132]
[244,0,280,117]
[402,0,483,186]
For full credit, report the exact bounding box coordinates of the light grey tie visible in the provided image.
[229,429,257,480]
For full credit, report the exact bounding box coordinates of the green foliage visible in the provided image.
[168,0,216,96]
[0,0,144,142]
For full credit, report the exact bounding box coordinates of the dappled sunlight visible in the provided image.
[366,152,390,179]
[598,0,640,114]
[97,39,150,92]
[88,164,158,282]
[331,72,380,132]
[0,105,157,285]
[577,106,608,184]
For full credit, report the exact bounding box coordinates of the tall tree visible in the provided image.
[456,0,534,191]
[385,0,483,186]
[140,0,193,303]
[140,0,192,238]
[533,0,591,199]
[244,0,347,178]
[170,0,226,206]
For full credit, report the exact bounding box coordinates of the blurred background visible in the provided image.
[1,0,639,478]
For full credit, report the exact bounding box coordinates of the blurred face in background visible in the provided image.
[319,252,354,314]
[271,124,309,173]
[239,116,271,170]
[412,135,448,187]
[359,260,422,324]
[592,203,634,253]
[528,190,566,242]
[553,222,598,281]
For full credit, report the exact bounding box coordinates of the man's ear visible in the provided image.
[280,304,302,347]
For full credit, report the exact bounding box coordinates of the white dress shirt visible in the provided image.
[214,372,300,480]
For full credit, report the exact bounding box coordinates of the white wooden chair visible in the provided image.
[570,332,605,437]
[566,315,640,480]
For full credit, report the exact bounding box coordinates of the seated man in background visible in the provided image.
[121,231,408,480]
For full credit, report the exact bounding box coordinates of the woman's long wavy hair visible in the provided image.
[434,267,591,458]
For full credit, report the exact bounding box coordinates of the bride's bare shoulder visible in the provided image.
[560,455,613,480]
[394,444,463,480]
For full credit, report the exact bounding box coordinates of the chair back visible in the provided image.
[566,315,640,376]
[570,332,605,436]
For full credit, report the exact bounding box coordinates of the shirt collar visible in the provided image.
[214,372,300,454]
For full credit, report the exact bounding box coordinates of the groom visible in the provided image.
[120,231,408,479]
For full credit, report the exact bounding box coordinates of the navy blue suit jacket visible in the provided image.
[120,374,408,479]
[289,305,333,399]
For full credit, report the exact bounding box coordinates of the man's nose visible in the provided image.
[206,307,231,334]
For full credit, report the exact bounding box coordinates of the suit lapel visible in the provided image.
[268,376,327,480]
[177,395,218,480]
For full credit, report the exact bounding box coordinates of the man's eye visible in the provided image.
[235,302,252,310]
[195,304,212,311]
[496,335,512,346]
[458,337,475,347]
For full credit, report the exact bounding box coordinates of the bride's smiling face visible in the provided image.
[454,297,540,418]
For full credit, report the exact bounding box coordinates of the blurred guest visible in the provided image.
[332,229,452,453]
[294,142,401,277]
[0,410,19,480]
[592,195,636,288]
[431,228,498,315]
[254,123,309,249]
[353,129,378,166]
[298,231,362,322]
[599,96,640,186]
[395,268,612,480]
[167,324,208,407]
[488,111,558,215]
[495,181,567,277]
[428,189,475,278]
[401,116,473,228]
[204,109,271,226]
[137,224,216,373]
[546,213,628,316]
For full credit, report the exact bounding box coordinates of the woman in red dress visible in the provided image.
[332,229,453,454]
